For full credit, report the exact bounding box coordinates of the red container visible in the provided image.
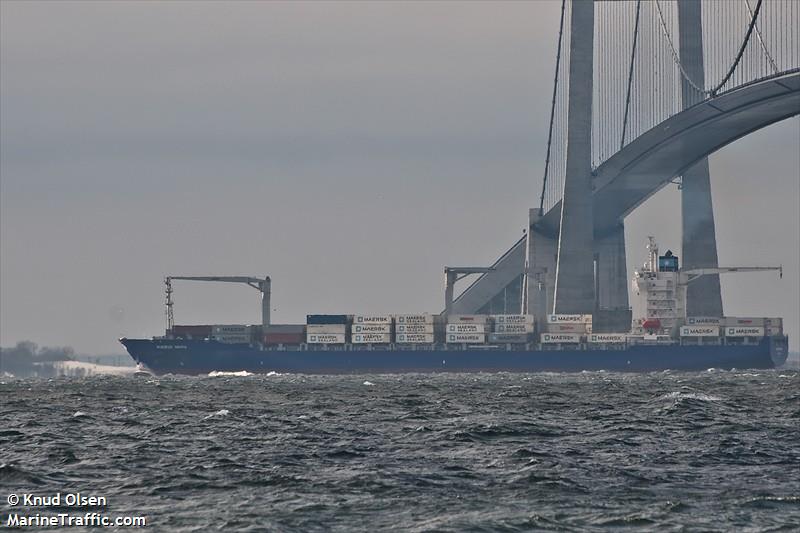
[172,325,213,339]
[264,332,304,345]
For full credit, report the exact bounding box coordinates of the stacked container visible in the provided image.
[351,315,392,344]
[541,314,591,344]
[306,315,347,344]
[211,325,252,344]
[445,315,486,344]
[263,324,305,345]
[171,325,212,340]
[394,314,435,344]
[489,314,533,343]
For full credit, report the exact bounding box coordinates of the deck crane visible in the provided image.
[165,276,271,332]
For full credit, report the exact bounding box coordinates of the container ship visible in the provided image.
[120,239,788,375]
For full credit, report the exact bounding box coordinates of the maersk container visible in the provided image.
[352,333,392,344]
[353,315,392,324]
[589,333,627,344]
[395,313,433,324]
[352,324,391,334]
[446,333,485,343]
[488,333,529,343]
[447,314,488,324]
[395,333,435,344]
[306,314,349,325]
[686,317,723,326]
[547,314,592,324]
[171,325,213,339]
[680,326,719,337]
[264,324,306,334]
[544,323,590,333]
[764,317,783,327]
[495,323,533,334]
[306,324,347,334]
[540,333,582,344]
[491,314,534,324]
[396,324,434,334]
[446,323,485,334]
[212,325,251,335]
[724,326,764,337]
[723,317,765,327]
[766,326,783,336]
[306,333,346,344]
[212,334,251,344]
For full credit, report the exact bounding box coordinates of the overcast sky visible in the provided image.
[1,1,798,354]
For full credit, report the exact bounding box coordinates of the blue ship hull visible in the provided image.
[120,337,788,375]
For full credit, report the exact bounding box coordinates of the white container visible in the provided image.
[686,317,723,326]
[352,333,392,344]
[353,315,392,325]
[680,326,719,337]
[306,333,345,344]
[447,314,489,324]
[491,314,534,325]
[723,317,766,327]
[494,323,533,334]
[352,324,391,334]
[396,333,435,344]
[766,326,783,336]
[306,324,347,334]
[212,335,251,344]
[545,323,590,333]
[540,333,582,344]
[396,324,434,334]
[488,333,530,343]
[764,317,783,327]
[446,333,485,343]
[589,333,627,344]
[724,326,764,337]
[446,323,485,334]
[547,314,592,324]
[212,325,251,335]
[394,313,433,324]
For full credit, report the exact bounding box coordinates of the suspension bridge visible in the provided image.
[448,0,799,324]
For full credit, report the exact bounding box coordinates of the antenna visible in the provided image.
[165,277,174,332]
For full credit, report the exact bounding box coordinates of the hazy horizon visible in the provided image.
[2,1,798,355]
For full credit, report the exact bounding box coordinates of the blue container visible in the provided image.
[306,314,349,325]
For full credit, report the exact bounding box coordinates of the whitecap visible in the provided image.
[207,371,253,377]
[203,409,230,420]
[72,411,88,418]
[660,391,722,402]
[363,381,375,386]
[266,371,283,376]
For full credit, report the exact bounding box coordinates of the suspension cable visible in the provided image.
[539,0,567,215]
[744,0,779,74]
[620,0,641,151]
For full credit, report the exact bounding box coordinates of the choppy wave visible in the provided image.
[207,370,253,377]
[2,370,798,530]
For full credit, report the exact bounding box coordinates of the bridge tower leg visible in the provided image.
[524,209,557,324]
[678,0,723,317]
[594,223,628,311]
[553,0,595,314]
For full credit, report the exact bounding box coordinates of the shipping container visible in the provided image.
[544,323,590,333]
[766,326,783,336]
[352,333,392,344]
[764,317,783,327]
[488,333,530,343]
[263,332,305,345]
[395,333,436,344]
[306,314,349,325]
[212,325,251,335]
[171,325,212,339]
[264,324,305,334]
[306,324,347,334]
[212,335,251,344]
[540,333,582,344]
[353,315,392,324]
[723,317,765,327]
[352,324,391,334]
[394,313,433,324]
[494,323,534,334]
[680,326,719,337]
[589,333,627,344]
[396,324,434,334]
[686,317,723,326]
[447,314,489,324]
[446,323,486,333]
[446,333,485,343]
[724,326,764,337]
[491,314,534,325]
[306,333,346,344]
[547,314,592,324]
